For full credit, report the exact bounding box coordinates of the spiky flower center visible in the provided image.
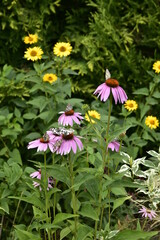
[40,134,49,143]
[29,36,33,41]
[30,50,37,56]
[105,78,119,88]
[65,109,74,116]
[62,133,74,140]
[60,46,66,52]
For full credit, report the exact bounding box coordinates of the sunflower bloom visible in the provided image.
[94,69,128,104]
[85,110,101,124]
[24,34,38,44]
[24,47,43,61]
[124,100,138,111]
[145,116,159,129]
[152,61,160,74]
[53,42,72,57]
[43,73,58,84]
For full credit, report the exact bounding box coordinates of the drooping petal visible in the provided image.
[111,88,118,104]
[74,136,83,151]
[117,86,128,103]
[28,139,41,149]
[37,143,48,152]
[30,171,40,178]
[71,139,77,153]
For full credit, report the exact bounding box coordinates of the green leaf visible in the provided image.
[79,204,99,221]
[112,196,131,213]
[77,225,93,240]
[115,229,158,240]
[133,88,149,96]
[0,199,9,214]
[23,113,37,119]
[48,165,70,186]
[111,187,127,196]
[14,226,41,240]
[53,213,78,225]
[8,148,22,165]
[60,227,72,240]
[63,69,78,75]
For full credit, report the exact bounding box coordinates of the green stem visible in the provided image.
[54,180,57,240]
[68,154,77,239]
[12,192,23,226]
[94,96,113,238]
[44,152,51,240]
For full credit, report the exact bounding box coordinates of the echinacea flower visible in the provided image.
[108,140,120,152]
[53,42,72,57]
[138,206,157,220]
[24,46,43,61]
[145,116,159,129]
[94,69,128,104]
[124,100,138,111]
[58,104,84,126]
[30,169,53,190]
[51,128,83,155]
[43,73,58,84]
[24,34,38,44]
[85,110,101,124]
[27,132,55,152]
[152,61,160,74]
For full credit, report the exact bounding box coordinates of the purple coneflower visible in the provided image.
[27,132,55,152]
[30,169,53,190]
[94,69,128,104]
[138,206,157,220]
[108,140,120,152]
[58,104,84,126]
[51,128,83,155]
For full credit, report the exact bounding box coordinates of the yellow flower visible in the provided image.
[53,42,72,57]
[43,73,58,84]
[85,110,101,124]
[145,116,159,129]
[24,34,38,44]
[152,61,160,74]
[24,47,43,61]
[124,100,138,111]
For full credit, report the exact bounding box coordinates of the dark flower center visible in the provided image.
[30,50,37,56]
[105,78,119,88]
[150,120,155,125]
[62,133,74,140]
[40,134,49,143]
[48,76,53,80]
[29,36,33,41]
[60,46,66,52]
[65,109,74,116]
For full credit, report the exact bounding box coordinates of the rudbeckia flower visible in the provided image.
[145,116,159,129]
[138,206,157,220]
[85,110,101,124]
[53,42,72,57]
[94,69,128,104]
[124,100,138,111]
[24,34,38,44]
[43,73,58,84]
[152,61,160,74]
[58,104,83,127]
[27,132,55,152]
[24,46,43,61]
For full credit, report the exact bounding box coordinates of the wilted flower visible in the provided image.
[51,128,83,155]
[85,110,101,124]
[24,46,43,61]
[24,34,38,44]
[138,206,157,220]
[108,140,120,152]
[124,100,138,111]
[145,116,159,129]
[43,73,57,84]
[27,132,55,152]
[94,69,128,104]
[30,169,53,190]
[152,61,160,74]
[53,42,72,57]
[58,104,83,126]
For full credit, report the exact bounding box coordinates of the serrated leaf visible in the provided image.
[79,204,99,220]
